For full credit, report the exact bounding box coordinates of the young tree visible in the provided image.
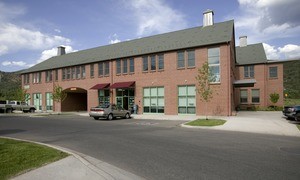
[52,84,67,103]
[269,92,280,106]
[196,62,214,120]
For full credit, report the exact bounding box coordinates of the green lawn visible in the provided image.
[0,138,68,180]
[186,119,226,126]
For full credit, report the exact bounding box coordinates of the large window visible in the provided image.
[129,58,134,73]
[90,64,94,78]
[269,66,278,78]
[150,55,156,71]
[33,93,42,111]
[123,59,128,74]
[178,85,196,114]
[252,89,260,103]
[240,89,248,103]
[143,87,164,113]
[98,90,110,105]
[46,93,53,111]
[244,65,254,78]
[208,47,220,83]
[116,60,121,74]
[158,54,164,70]
[187,50,195,67]
[25,94,30,105]
[177,51,185,68]
[143,56,148,71]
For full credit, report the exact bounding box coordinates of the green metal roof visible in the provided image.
[236,43,267,65]
[22,20,234,74]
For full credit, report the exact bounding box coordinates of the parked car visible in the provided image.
[7,100,36,113]
[89,103,131,120]
[282,105,300,120]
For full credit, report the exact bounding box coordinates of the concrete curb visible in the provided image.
[1,136,143,180]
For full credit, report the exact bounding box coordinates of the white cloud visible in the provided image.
[54,29,61,33]
[1,60,32,67]
[37,45,77,63]
[263,43,300,60]
[109,33,121,44]
[126,0,187,36]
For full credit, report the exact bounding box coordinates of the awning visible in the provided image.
[233,79,256,87]
[90,83,110,89]
[110,81,135,89]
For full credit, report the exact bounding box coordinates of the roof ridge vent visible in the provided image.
[57,46,66,56]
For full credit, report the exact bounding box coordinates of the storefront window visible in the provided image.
[178,85,196,114]
[143,87,164,113]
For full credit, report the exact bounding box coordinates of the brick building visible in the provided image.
[21,10,284,116]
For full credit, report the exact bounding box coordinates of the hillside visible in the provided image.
[0,71,22,100]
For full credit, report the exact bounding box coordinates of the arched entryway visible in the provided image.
[61,87,87,112]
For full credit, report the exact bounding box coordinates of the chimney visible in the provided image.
[57,46,66,56]
[203,9,214,27]
[239,36,247,47]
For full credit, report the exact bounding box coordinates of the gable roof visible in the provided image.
[22,20,234,74]
[236,43,267,65]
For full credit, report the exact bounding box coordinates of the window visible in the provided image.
[187,50,195,67]
[177,51,185,68]
[252,89,260,103]
[98,62,103,76]
[25,94,30,105]
[62,68,66,80]
[76,66,80,79]
[143,87,164,113]
[32,72,42,83]
[104,62,109,76]
[150,55,156,71]
[81,65,86,78]
[71,67,75,79]
[98,90,110,105]
[129,58,134,73]
[158,54,164,70]
[46,93,53,111]
[90,64,94,78]
[116,60,121,74]
[123,59,128,74]
[45,70,52,82]
[208,47,220,83]
[240,89,248,103]
[244,65,254,78]
[143,56,148,71]
[66,68,71,79]
[33,93,42,111]
[55,70,58,81]
[178,85,196,114]
[24,74,30,84]
[269,66,278,78]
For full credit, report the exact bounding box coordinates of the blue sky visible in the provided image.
[0,0,299,72]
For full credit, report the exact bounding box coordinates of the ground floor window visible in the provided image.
[98,90,110,106]
[143,87,164,113]
[178,85,196,114]
[33,93,42,111]
[116,89,134,110]
[25,94,30,105]
[251,89,260,103]
[240,89,248,103]
[46,93,53,111]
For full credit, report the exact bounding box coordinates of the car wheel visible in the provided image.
[30,108,35,113]
[107,114,113,120]
[125,113,130,119]
[93,117,99,120]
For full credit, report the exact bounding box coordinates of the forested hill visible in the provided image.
[0,71,22,100]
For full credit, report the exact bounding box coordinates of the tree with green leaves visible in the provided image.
[52,84,67,103]
[196,62,214,120]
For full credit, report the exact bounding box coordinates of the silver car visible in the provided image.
[89,104,131,120]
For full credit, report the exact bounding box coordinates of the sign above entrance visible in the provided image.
[110,81,135,89]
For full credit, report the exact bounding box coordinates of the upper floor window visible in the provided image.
[177,51,185,68]
[244,65,254,78]
[98,62,103,76]
[62,68,66,80]
[150,55,156,71]
[45,70,52,82]
[269,66,278,78]
[90,64,94,78]
[187,50,195,67]
[116,60,121,74]
[76,66,81,79]
[143,56,148,71]
[104,62,109,76]
[66,68,71,79]
[24,74,30,84]
[129,58,134,73]
[32,72,42,83]
[71,67,76,79]
[208,47,220,83]
[123,59,128,74]
[158,54,164,70]
[81,65,86,78]
[55,69,58,81]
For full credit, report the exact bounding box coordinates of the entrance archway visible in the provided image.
[61,87,87,112]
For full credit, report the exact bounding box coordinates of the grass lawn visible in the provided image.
[0,138,68,180]
[186,119,226,126]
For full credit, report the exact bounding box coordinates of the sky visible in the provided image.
[0,0,299,72]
